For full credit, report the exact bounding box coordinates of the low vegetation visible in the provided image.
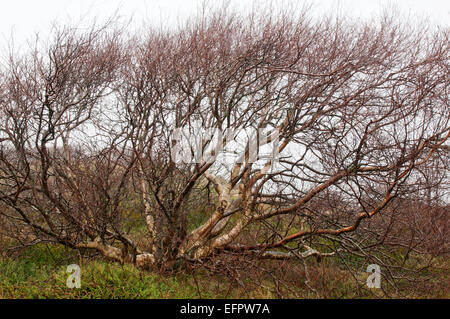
[0,243,447,299]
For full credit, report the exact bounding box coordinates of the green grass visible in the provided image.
[0,244,214,298]
[0,244,448,299]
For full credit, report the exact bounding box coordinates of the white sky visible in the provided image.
[0,0,449,51]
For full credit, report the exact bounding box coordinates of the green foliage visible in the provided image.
[0,244,209,298]
[0,244,448,299]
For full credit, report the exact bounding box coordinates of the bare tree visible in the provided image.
[0,8,448,280]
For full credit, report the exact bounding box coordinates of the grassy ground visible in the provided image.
[0,244,447,298]
[0,244,211,298]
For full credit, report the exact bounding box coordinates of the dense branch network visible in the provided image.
[0,8,448,271]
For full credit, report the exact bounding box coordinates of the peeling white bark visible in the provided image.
[76,237,156,268]
[136,253,155,268]
[180,171,236,255]
[76,237,124,263]
[261,246,335,259]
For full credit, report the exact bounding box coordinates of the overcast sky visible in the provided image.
[1,0,449,50]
